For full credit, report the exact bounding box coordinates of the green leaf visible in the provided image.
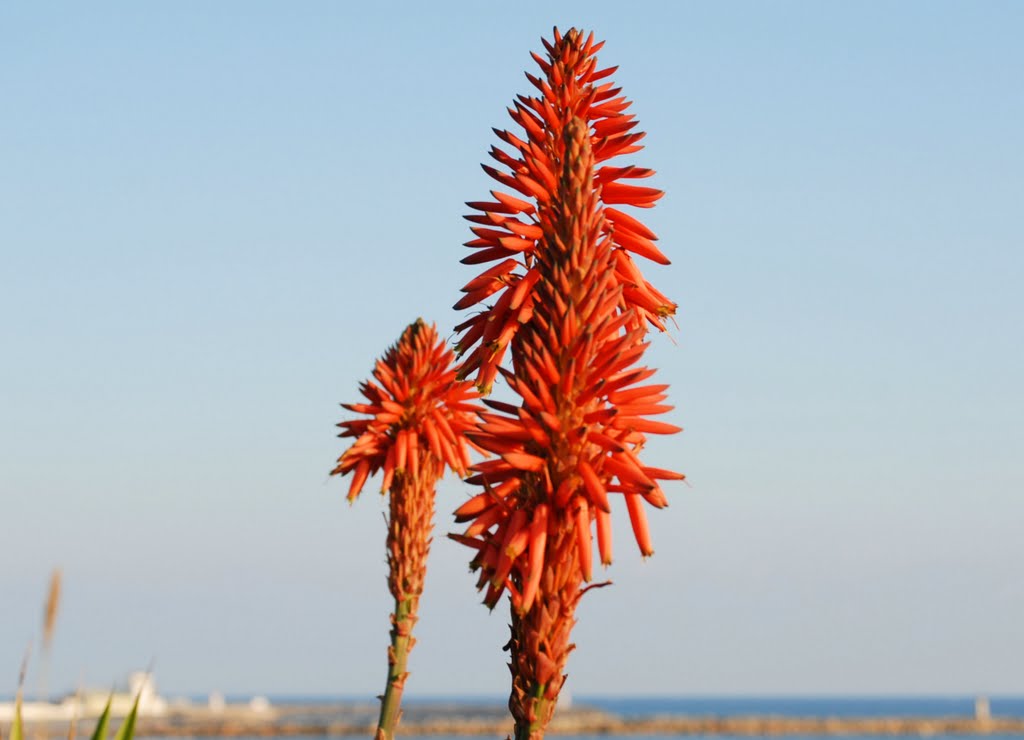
[11,689,24,740]
[112,690,140,740]
[88,696,113,740]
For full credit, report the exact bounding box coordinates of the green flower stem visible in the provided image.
[376,596,417,740]
[514,686,555,740]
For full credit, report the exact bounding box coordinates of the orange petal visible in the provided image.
[520,504,548,612]
[596,507,613,566]
[625,493,654,557]
[578,459,611,513]
[347,459,371,502]
[501,451,546,472]
[454,491,495,522]
[575,498,593,582]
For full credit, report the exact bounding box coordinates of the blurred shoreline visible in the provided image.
[7,700,1024,737]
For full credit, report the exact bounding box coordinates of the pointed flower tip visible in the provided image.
[455,25,677,388]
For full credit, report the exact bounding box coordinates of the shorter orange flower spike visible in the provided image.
[332,319,481,501]
[331,319,482,740]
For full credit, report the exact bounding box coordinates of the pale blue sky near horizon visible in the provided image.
[1,2,1022,698]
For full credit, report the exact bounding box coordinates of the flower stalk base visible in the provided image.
[506,518,583,740]
[377,596,416,740]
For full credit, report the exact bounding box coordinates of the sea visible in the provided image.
[575,694,1024,718]
[219,695,1024,740]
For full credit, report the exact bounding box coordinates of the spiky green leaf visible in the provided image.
[11,689,24,740]
[111,690,139,740]
[88,696,113,740]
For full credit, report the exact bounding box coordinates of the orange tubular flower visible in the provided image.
[454,28,677,394]
[332,319,480,740]
[450,29,683,740]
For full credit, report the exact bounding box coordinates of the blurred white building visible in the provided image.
[0,671,167,722]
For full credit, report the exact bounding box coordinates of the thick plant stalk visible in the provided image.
[332,319,480,740]
[451,29,683,740]
[506,519,583,739]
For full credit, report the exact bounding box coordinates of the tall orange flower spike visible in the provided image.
[332,319,481,740]
[450,29,684,740]
[454,27,677,394]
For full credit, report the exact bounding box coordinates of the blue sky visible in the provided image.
[2,2,1022,697]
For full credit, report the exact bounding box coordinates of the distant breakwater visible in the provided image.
[13,703,1024,736]
[131,716,1024,736]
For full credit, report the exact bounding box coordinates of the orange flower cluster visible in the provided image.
[332,319,480,501]
[450,28,683,740]
[454,28,677,394]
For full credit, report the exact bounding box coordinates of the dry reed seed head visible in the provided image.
[331,319,482,502]
[455,27,677,393]
[42,568,62,650]
[452,42,683,612]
